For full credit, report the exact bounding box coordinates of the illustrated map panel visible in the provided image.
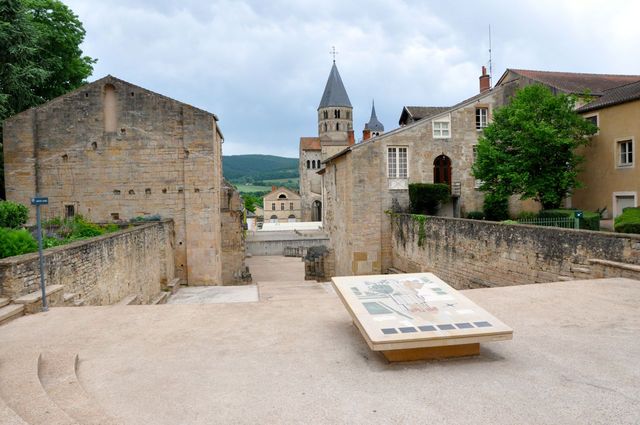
[332,273,513,346]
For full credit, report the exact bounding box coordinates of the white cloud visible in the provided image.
[64,0,640,157]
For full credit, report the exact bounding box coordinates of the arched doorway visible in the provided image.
[270,214,278,223]
[433,155,452,186]
[288,214,297,223]
[312,200,322,222]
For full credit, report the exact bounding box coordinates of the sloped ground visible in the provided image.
[0,257,638,424]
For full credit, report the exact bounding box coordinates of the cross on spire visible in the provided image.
[330,46,338,63]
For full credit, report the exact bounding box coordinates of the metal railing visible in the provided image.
[516,217,580,229]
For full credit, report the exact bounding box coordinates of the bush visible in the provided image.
[614,207,640,234]
[483,193,509,221]
[409,183,450,215]
[0,228,38,259]
[516,211,538,220]
[466,211,485,220]
[130,214,162,223]
[69,216,105,238]
[0,201,29,228]
[539,209,600,231]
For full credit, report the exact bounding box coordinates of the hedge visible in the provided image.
[539,209,600,231]
[0,228,38,259]
[483,193,509,221]
[0,201,29,229]
[466,211,485,220]
[614,207,640,234]
[409,183,450,215]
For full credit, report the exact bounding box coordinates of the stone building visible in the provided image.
[263,186,302,223]
[299,61,356,222]
[3,75,246,285]
[574,81,640,218]
[322,66,640,277]
[220,180,251,284]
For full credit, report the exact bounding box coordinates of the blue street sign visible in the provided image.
[31,197,49,205]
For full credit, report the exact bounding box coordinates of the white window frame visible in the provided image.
[583,113,599,136]
[475,107,488,130]
[433,120,450,139]
[612,191,637,218]
[387,146,408,179]
[615,137,634,169]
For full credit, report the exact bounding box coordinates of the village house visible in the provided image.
[262,186,302,223]
[322,67,640,277]
[573,81,640,218]
[3,75,248,285]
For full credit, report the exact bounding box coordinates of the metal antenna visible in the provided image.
[488,25,493,86]
[330,46,338,63]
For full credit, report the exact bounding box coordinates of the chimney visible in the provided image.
[362,128,371,141]
[479,66,490,93]
[348,130,355,146]
[271,185,276,192]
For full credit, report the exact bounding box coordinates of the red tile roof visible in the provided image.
[300,137,321,151]
[577,80,640,113]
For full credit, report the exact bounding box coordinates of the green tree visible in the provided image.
[0,0,95,199]
[473,85,597,209]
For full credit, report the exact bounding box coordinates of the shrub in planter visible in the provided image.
[0,228,38,259]
[466,211,485,220]
[614,207,640,234]
[408,183,450,215]
[0,201,29,229]
[483,192,509,221]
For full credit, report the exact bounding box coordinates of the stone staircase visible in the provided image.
[0,285,65,326]
[0,351,123,424]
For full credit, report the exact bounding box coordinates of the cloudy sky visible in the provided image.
[65,0,640,158]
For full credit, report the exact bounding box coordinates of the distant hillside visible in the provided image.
[223,154,299,182]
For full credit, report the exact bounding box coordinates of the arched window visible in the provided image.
[103,84,117,132]
[312,200,322,222]
[433,155,452,186]
[323,111,328,119]
[323,123,327,132]
[336,123,340,131]
[306,160,310,169]
[278,194,287,199]
[334,109,340,119]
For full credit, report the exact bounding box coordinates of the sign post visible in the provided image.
[31,196,49,312]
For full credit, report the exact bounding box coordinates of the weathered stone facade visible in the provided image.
[323,76,537,276]
[3,76,225,285]
[391,214,640,288]
[263,186,302,222]
[220,180,251,285]
[0,221,175,304]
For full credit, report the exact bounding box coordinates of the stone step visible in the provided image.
[13,284,65,314]
[115,294,139,306]
[0,395,28,425]
[0,352,78,425]
[63,293,78,306]
[0,297,10,308]
[38,352,122,425]
[589,258,640,273]
[0,304,25,326]
[73,299,86,307]
[151,291,170,305]
[166,277,182,294]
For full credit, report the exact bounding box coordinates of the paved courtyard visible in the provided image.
[0,257,638,424]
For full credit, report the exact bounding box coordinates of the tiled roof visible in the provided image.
[399,106,450,125]
[318,62,352,109]
[577,80,640,113]
[503,69,640,95]
[300,137,321,150]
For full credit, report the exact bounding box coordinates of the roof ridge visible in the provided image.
[511,68,640,78]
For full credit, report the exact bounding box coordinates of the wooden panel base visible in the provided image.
[381,343,480,362]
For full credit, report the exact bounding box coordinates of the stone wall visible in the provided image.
[220,181,251,285]
[3,75,223,285]
[391,214,640,289]
[0,221,175,304]
[246,231,329,256]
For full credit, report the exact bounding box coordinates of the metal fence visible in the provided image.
[517,217,579,229]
